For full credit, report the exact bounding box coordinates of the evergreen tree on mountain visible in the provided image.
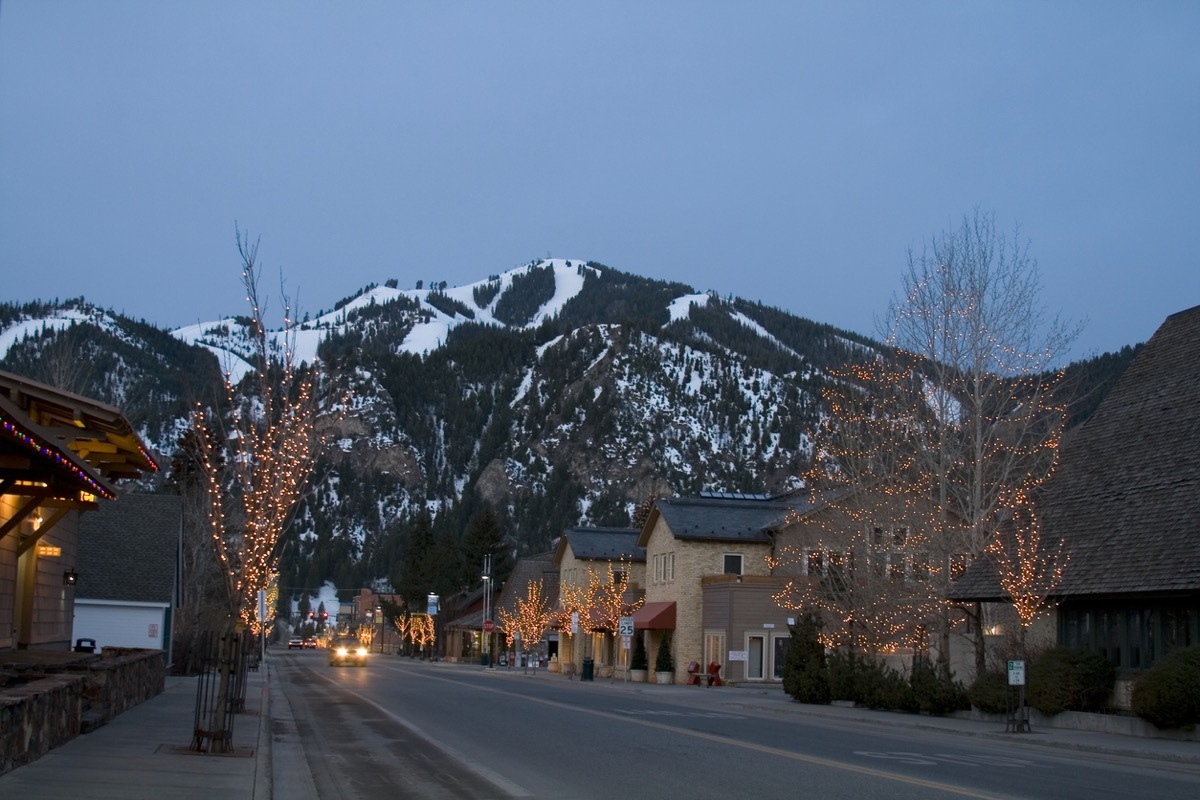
[429,527,464,599]
[394,510,435,609]
[460,508,513,590]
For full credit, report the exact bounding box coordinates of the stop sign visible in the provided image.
[483,620,495,633]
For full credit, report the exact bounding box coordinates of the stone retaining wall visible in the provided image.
[0,648,166,775]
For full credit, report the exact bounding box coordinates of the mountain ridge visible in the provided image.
[0,258,1139,595]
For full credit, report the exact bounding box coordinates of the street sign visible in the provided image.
[483,620,495,633]
[621,635,631,650]
[1007,659,1026,686]
[618,616,635,636]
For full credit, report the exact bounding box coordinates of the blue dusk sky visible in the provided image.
[2,1,1197,359]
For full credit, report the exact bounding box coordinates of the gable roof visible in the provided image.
[556,527,644,564]
[951,305,1200,601]
[640,495,798,547]
[0,369,159,483]
[497,552,559,615]
[76,493,181,603]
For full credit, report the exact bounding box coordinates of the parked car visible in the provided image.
[330,636,368,667]
[287,636,304,650]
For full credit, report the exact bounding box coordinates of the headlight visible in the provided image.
[336,647,349,656]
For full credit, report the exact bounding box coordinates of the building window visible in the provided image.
[723,554,743,576]
[653,552,675,583]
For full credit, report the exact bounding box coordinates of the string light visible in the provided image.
[0,413,115,499]
[771,350,1070,657]
[189,250,335,631]
[498,579,554,660]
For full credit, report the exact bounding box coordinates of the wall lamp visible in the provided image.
[63,569,79,586]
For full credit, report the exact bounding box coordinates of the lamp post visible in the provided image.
[482,554,493,667]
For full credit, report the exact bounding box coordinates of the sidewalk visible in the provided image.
[0,658,1195,800]
[0,669,271,800]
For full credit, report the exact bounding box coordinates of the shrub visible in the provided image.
[861,663,917,712]
[826,650,862,702]
[654,634,675,673]
[910,664,970,716]
[968,671,1011,715]
[782,613,830,705]
[1131,645,1200,729]
[1027,647,1116,715]
[630,635,649,671]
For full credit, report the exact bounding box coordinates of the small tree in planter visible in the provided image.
[655,633,675,683]
[630,634,649,681]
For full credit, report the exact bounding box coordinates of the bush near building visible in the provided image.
[787,646,967,716]
[781,613,830,705]
[1131,645,1200,729]
[1027,647,1116,716]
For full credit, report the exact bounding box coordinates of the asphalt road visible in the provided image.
[274,650,1200,800]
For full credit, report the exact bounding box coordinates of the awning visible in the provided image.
[632,601,676,630]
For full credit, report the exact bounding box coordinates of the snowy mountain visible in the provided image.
[0,258,1133,593]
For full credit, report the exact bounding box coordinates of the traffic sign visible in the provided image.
[483,620,495,633]
[618,616,635,636]
[1007,659,1026,686]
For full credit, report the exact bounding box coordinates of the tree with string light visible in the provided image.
[882,209,1075,674]
[590,559,644,673]
[775,209,1074,676]
[984,487,1068,651]
[497,578,554,672]
[188,229,330,752]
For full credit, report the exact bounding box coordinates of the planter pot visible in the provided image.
[629,669,648,683]
[547,661,561,673]
[655,671,674,685]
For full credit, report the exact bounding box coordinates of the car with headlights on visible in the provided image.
[330,636,368,667]
[287,636,304,650]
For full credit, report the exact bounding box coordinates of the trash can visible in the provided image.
[74,638,96,654]
[481,652,489,666]
[581,657,594,681]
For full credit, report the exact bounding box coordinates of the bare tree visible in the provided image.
[188,230,327,751]
[881,208,1077,674]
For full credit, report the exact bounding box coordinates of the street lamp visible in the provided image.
[482,554,493,667]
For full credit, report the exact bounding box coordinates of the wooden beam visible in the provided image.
[0,497,43,542]
[16,507,70,557]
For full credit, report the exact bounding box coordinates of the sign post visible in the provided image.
[1006,660,1030,733]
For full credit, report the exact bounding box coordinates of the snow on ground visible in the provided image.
[668,293,709,322]
[0,314,82,359]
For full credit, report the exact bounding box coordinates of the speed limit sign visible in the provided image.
[618,616,635,636]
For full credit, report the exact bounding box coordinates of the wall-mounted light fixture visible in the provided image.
[63,569,79,586]
[37,544,62,557]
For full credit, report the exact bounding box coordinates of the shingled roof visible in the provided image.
[76,493,181,603]
[497,552,559,616]
[643,495,803,545]
[951,304,1200,601]
[557,527,645,563]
